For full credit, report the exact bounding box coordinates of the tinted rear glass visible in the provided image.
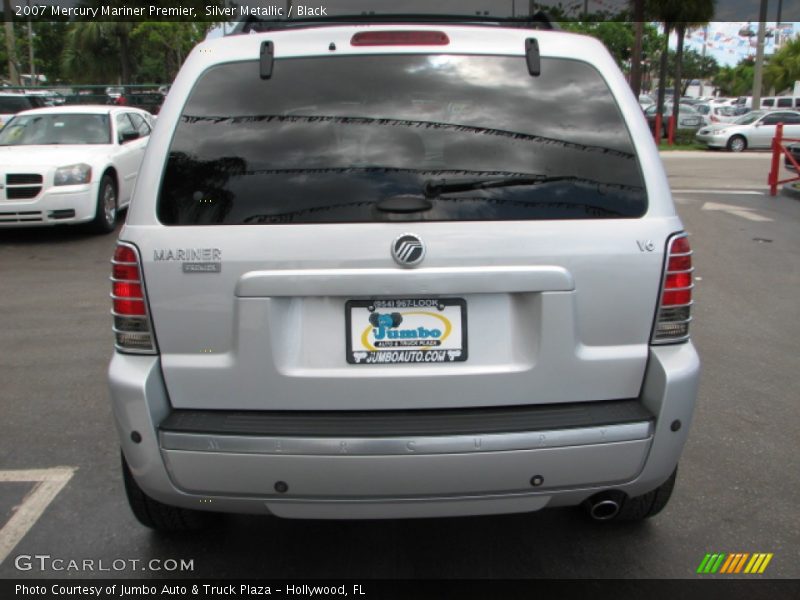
[159,55,646,225]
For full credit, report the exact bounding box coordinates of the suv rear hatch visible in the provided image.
[132,30,676,411]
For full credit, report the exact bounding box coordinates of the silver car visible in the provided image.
[696,109,800,152]
[109,16,700,530]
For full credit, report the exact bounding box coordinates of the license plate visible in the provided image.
[346,298,467,365]
[684,118,701,125]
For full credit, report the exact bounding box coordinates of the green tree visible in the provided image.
[131,23,207,83]
[61,22,126,84]
[666,47,719,94]
[713,59,755,97]
[562,21,662,93]
[764,36,800,94]
[32,22,69,83]
[561,21,634,66]
[2,0,20,84]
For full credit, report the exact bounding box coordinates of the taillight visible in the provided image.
[710,114,719,122]
[111,242,157,353]
[652,233,693,344]
[351,31,450,46]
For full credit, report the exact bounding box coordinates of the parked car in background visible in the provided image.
[127,91,165,115]
[644,103,704,135]
[693,103,751,126]
[639,94,654,110]
[785,142,800,171]
[733,95,800,110]
[708,105,750,124]
[24,89,66,106]
[692,103,711,125]
[695,110,800,152]
[105,86,125,101]
[0,92,39,129]
[0,105,153,232]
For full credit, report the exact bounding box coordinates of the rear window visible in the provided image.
[158,55,646,225]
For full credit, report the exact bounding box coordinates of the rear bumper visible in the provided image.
[108,343,699,519]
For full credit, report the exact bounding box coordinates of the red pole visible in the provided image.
[654,113,662,145]
[668,115,675,146]
[769,122,783,196]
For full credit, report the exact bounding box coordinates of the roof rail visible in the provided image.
[228,12,558,36]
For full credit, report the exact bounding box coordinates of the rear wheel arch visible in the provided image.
[89,169,119,234]
[102,166,119,194]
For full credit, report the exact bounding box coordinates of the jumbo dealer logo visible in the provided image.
[362,310,450,350]
[347,298,467,365]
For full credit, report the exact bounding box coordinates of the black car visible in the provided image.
[785,142,800,171]
[644,103,704,136]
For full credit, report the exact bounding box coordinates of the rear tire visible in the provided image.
[122,453,212,531]
[90,173,117,234]
[727,135,747,153]
[614,467,678,521]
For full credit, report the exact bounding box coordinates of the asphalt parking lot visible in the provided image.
[0,153,798,580]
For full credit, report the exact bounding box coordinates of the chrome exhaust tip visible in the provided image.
[589,498,621,521]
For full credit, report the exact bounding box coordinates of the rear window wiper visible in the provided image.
[424,174,585,197]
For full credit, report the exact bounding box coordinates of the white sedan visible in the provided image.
[0,105,154,233]
[695,110,800,152]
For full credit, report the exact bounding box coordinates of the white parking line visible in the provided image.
[702,201,774,222]
[0,467,76,565]
[672,189,764,195]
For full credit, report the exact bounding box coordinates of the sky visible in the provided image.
[675,22,798,68]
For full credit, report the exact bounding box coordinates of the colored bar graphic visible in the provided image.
[759,554,774,573]
[711,553,726,573]
[734,553,750,573]
[701,553,720,574]
[720,553,739,573]
[745,554,760,574]
[719,554,735,574]
[699,552,773,575]
[697,554,713,574]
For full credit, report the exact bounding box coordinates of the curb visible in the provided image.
[659,150,773,158]
[781,182,800,199]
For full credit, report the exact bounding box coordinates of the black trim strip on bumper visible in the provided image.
[159,399,652,438]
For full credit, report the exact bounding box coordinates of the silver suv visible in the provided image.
[109,15,700,530]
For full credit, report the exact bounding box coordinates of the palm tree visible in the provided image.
[629,1,646,98]
[66,0,135,83]
[3,0,20,84]
[648,0,682,133]
[61,22,121,83]
[61,22,134,84]
[648,0,714,137]
[765,37,800,94]
[671,1,714,128]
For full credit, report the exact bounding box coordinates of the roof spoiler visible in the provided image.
[228,11,558,36]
